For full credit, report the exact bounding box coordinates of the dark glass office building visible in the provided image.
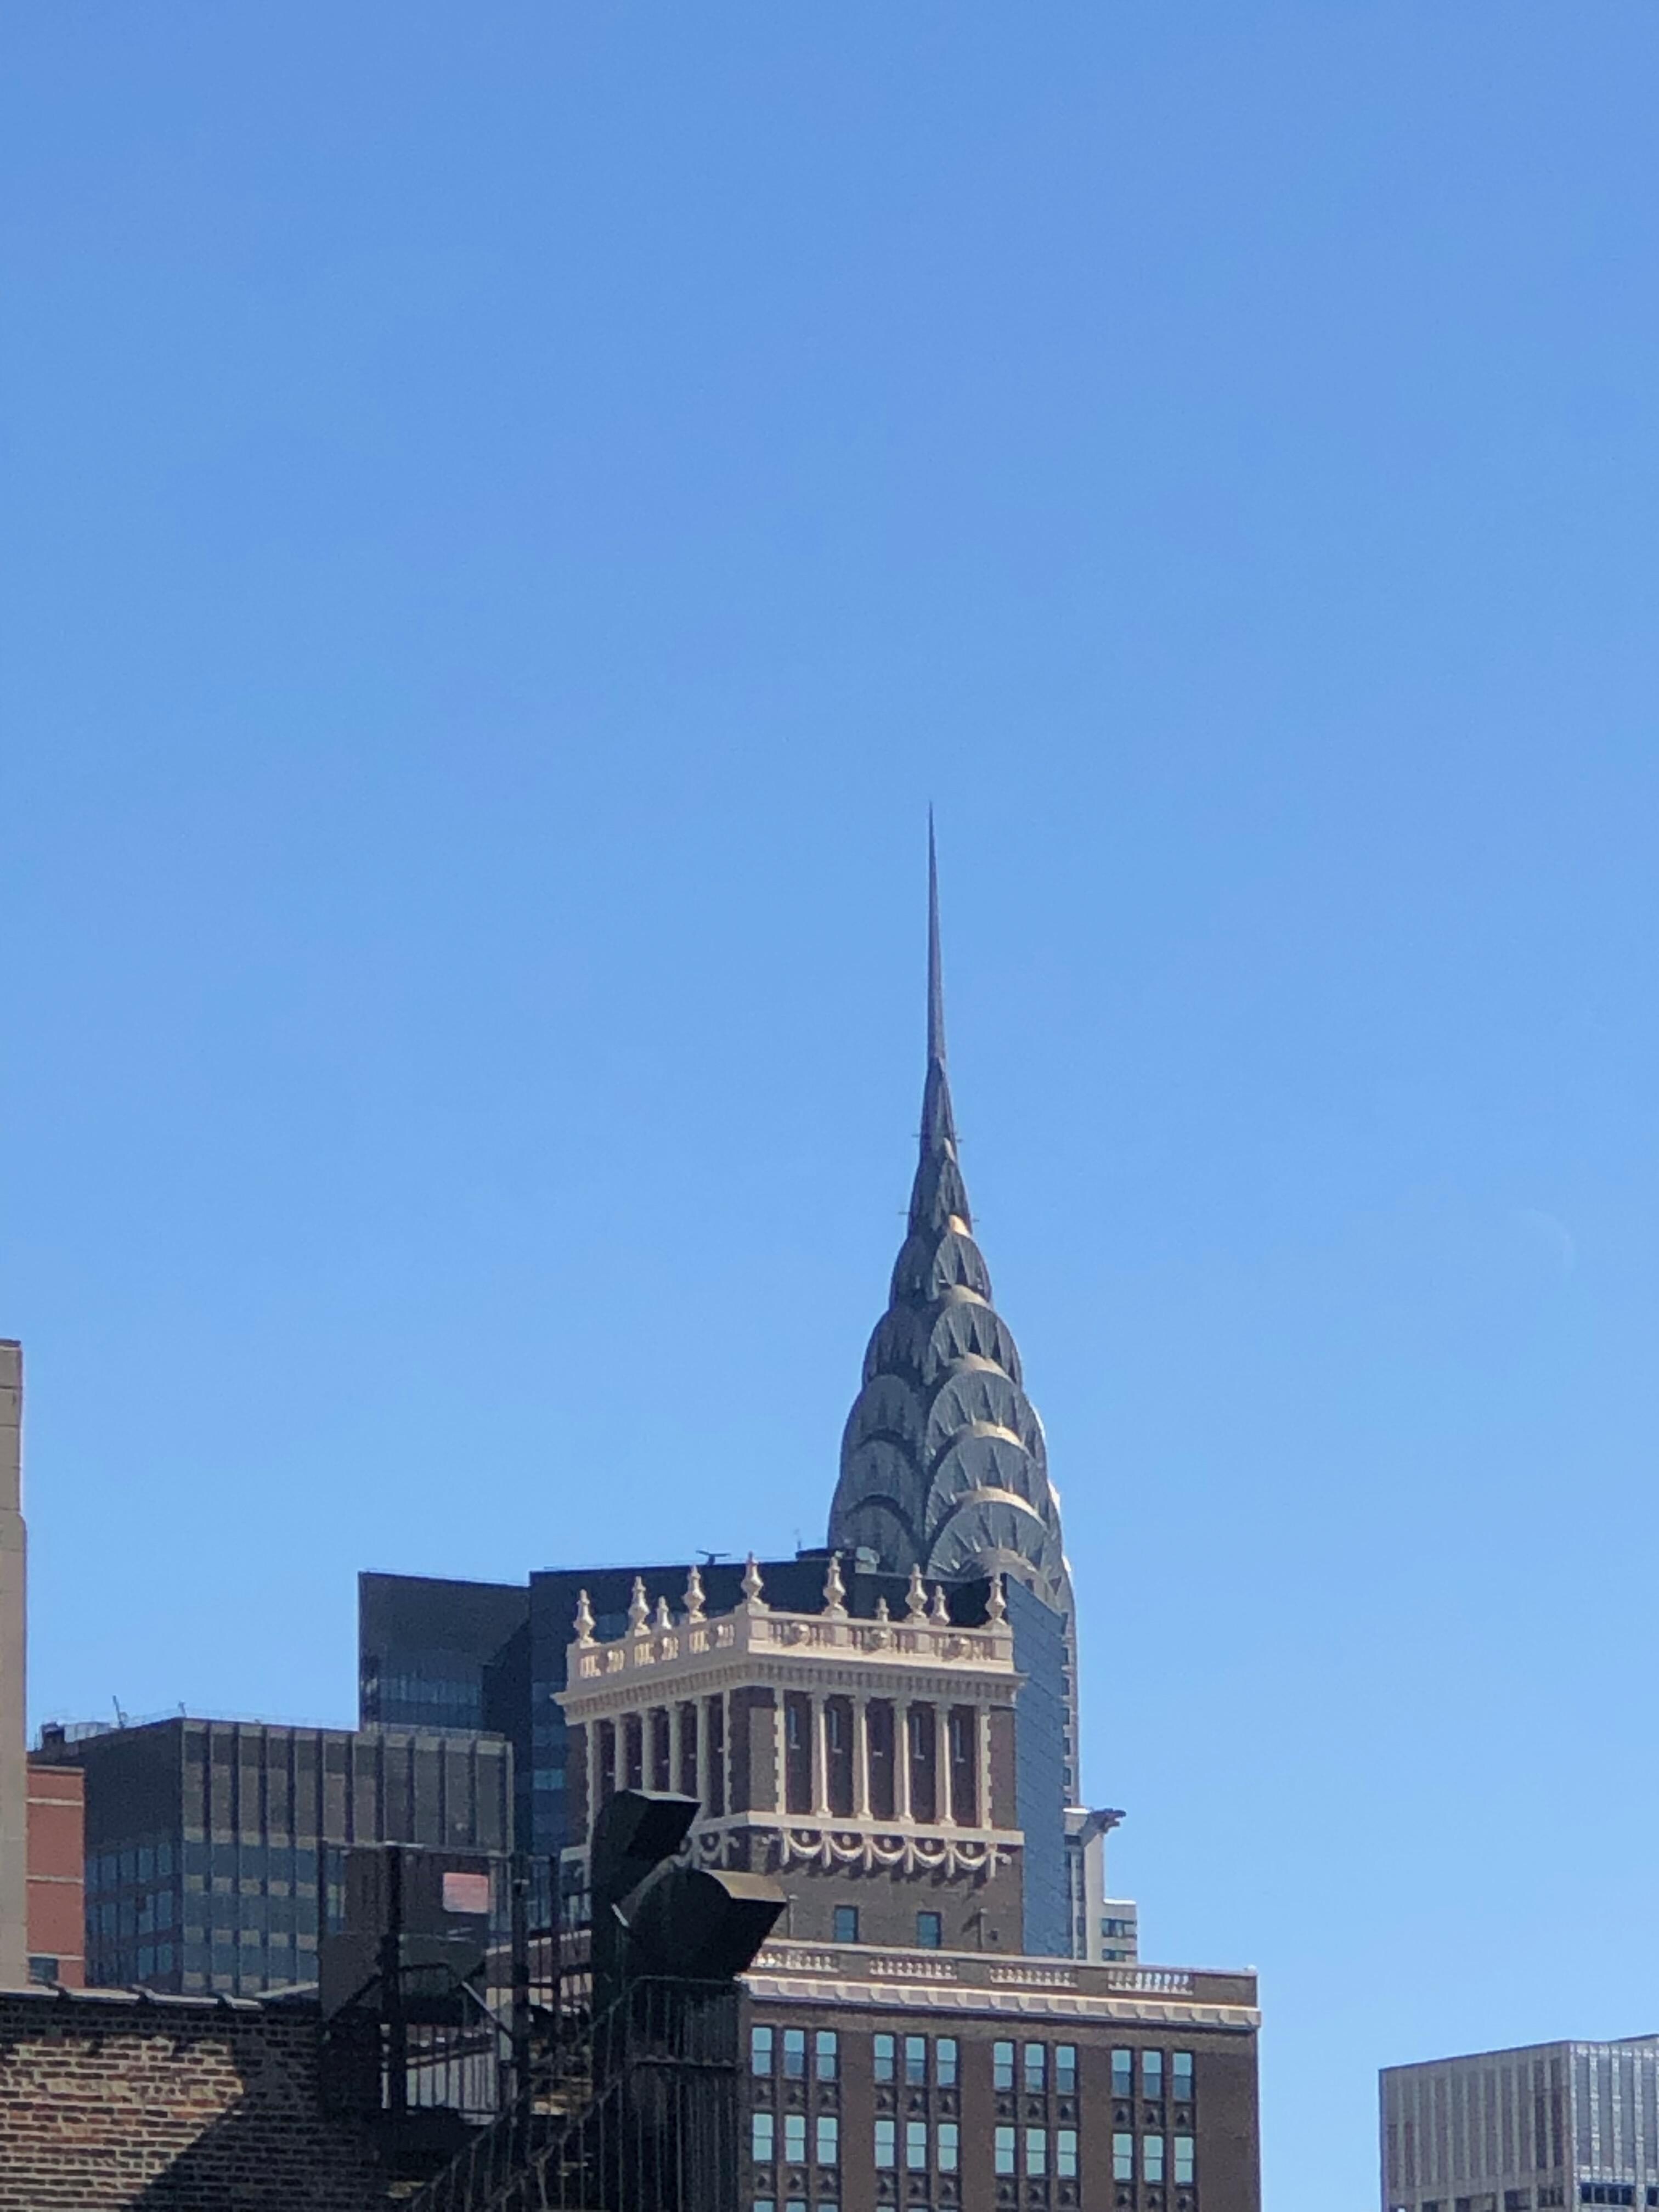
[35,1714,512,1996]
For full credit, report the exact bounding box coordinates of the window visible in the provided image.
[786,2200,807,2212]
[783,2114,807,2164]
[917,1911,943,1949]
[995,2128,1017,2177]
[936,2039,959,2089]
[753,2113,776,2163]
[833,1906,859,1944]
[938,2123,960,2174]
[1172,2050,1194,2101]
[754,2200,776,2212]
[1057,2130,1078,2180]
[1055,2045,1076,2095]
[26,1957,58,1987]
[906,2122,928,2172]
[1026,2129,1047,2177]
[874,2121,896,2171]
[783,2029,806,2081]
[874,2034,896,2085]
[815,2117,838,2168]
[1505,2198,1533,2212]
[1111,2049,1133,2099]
[905,2036,928,2087]
[1143,2050,1164,2100]
[751,2027,775,2077]
[1174,2136,1195,2186]
[1024,2044,1047,2095]
[1143,2135,1165,2184]
[815,2031,838,2083]
[1113,2133,1135,2182]
[995,2041,1016,2091]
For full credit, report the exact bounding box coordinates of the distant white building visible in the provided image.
[1382,2037,1659,2212]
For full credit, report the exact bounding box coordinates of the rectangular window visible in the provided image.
[751,2027,775,2078]
[994,2041,1016,2091]
[874,2034,896,2085]
[1055,2044,1076,2095]
[906,2122,928,2172]
[936,2039,959,2089]
[1143,2050,1164,2100]
[995,2128,1017,2177]
[1057,2129,1078,2180]
[833,1905,859,1944]
[754,2201,775,2212]
[783,2114,807,2164]
[753,2113,776,2163]
[815,2031,838,2083]
[816,2117,838,2168]
[1172,2050,1194,2101]
[1113,2133,1135,2183]
[938,2123,960,2174]
[1112,2049,1133,2100]
[1174,2135,1195,2185]
[1024,2044,1047,2095]
[783,2029,806,2081]
[1143,2134,1165,2183]
[785,2201,807,2212]
[917,1910,943,1949]
[1025,2129,1047,2177]
[874,2120,896,2171]
[905,2036,928,2087]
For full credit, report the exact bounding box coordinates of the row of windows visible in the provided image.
[994,2042,1081,2095]
[1111,2134,1195,2185]
[877,2121,968,2171]
[1113,2049,1194,2101]
[993,2129,1081,2179]
[1408,2191,1577,2212]
[753,2114,840,2165]
[877,2035,962,2087]
[754,2030,841,2082]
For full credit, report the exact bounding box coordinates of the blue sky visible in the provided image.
[5,6,1659,2204]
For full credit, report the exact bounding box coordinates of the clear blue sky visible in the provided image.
[5,6,1659,2204]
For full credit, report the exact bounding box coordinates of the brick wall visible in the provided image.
[0,1986,390,2210]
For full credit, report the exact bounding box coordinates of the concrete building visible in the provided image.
[36,1713,513,1996]
[1381,2038,1659,2212]
[0,1340,26,1989]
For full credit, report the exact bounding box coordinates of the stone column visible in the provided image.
[938,1705,954,1827]
[895,1699,912,1822]
[811,1694,830,1816]
[853,1699,871,1819]
[613,1712,628,1797]
[977,1706,994,1830]
[669,1703,684,1798]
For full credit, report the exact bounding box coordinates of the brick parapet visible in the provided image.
[0,1985,390,2209]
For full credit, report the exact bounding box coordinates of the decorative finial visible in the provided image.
[653,1595,672,1630]
[906,1564,928,1620]
[628,1575,649,1633]
[930,1583,950,1626]
[874,1595,890,1623]
[684,1564,706,1622]
[573,1589,595,1646]
[741,1553,768,1611]
[986,1572,1007,1626]
[822,1551,847,1618]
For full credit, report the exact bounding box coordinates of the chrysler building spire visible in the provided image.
[826,831,1074,1640]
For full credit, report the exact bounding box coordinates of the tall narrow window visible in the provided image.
[1111,2049,1133,2100]
[1173,2051,1194,2102]
[596,1720,616,1808]
[995,2041,1016,2092]
[1055,2046,1077,2095]
[784,1695,813,1815]
[1143,2135,1165,2183]
[814,2031,838,2083]
[938,2123,960,2173]
[1142,2051,1164,2101]
[1025,2129,1047,2177]
[1113,2133,1135,2183]
[905,2036,928,2087]
[677,1703,698,1798]
[874,2120,896,2171]
[783,2114,807,2164]
[947,1708,978,1825]
[866,1701,896,1819]
[624,1714,644,1792]
[816,2117,838,2168]
[705,1697,726,1818]
[825,1697,854,1816]
[651,1708,672,1792]
[936,2039,959,2089]
[917,1911,943,1950]
[874,2034,896,2085]
[1024,2045,1047,2095]
[753,2112,776,2163]
[783,2029,806,2081]
[906,2122,928,2173]
[833,1905,859,1944]
[1174,2135,1195,2185]
[751,2026,774,2077]
[1056,2130,1078,2179]
[908,1705,938,1824]
[995,2128,1017,2177]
